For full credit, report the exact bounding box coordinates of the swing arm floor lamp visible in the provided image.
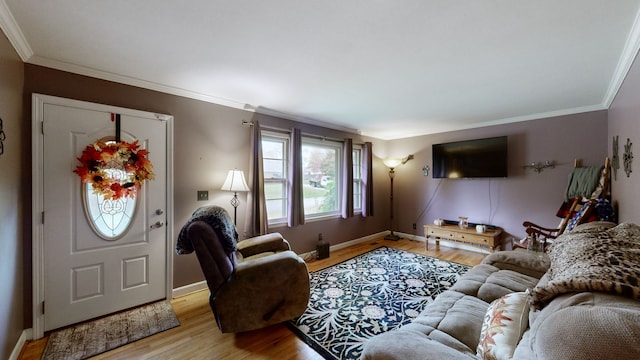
[383,155,414,241]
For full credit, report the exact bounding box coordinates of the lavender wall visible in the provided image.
[22,64,390,311]
[0,31,25,359]
[249,112,390,246]
[608,53,640,223]
[388,111,608,246]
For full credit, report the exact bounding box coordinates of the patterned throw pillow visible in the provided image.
[477,291,530,360]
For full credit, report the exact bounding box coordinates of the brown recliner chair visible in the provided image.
[177,205,310,333]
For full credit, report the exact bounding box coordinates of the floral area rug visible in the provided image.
[287,246,470,360]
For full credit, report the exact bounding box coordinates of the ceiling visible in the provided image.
[2,1,640,140]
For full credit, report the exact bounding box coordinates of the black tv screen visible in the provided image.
[432,136,508,179]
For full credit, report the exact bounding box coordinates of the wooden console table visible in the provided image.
[424,224,503,252]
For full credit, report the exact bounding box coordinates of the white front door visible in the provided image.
[33,95,173,333]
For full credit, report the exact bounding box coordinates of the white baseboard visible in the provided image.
[9,329,32,360]
[170,230,489,298]
[298,231,388,259]
[331,231,389,251]
[172,280,208,298]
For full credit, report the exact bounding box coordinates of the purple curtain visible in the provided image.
[342,138,354,219]
[361,141,374,217]
[244,120,269,237]
[288,128,305,227]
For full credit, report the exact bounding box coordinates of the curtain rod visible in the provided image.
[266,126,365,145]
[248,121,366,145]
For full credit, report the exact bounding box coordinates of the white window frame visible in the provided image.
[261,131,289,226]
[301,136,342,220]
[353,145,363,213]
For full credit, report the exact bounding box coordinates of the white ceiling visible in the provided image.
[2,1,640,140]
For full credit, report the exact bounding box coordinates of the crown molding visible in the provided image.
[4,0,635,140]
[0,0,33,61]
[603,6,640,108]
[27,55,365,136]
[376,104,607,140]
[468,104,607,129]
[28,55,251,111]
[27,55,362,135]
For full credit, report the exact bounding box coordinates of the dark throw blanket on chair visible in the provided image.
[564,165,603,201]
[176,205,238,255]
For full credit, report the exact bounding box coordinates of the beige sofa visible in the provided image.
[362,222,640,360]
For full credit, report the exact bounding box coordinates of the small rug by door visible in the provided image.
[287,246,470,360]
[41,300,180,360]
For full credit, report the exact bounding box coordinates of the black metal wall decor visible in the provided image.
[623,138,633,178]
[0,117,6,157]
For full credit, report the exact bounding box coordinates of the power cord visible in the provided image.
[413,180,443,231]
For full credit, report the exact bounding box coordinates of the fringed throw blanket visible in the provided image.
[530,223,640,309]
[176,205,237,255]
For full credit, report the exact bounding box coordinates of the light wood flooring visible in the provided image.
[19,237,486,360]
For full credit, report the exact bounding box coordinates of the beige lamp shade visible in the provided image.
[221,170,250,192]
[383,158,403,169]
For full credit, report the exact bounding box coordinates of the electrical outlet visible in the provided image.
[412,223,417,230]
[197,190,209,201]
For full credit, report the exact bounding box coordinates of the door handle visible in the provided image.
[150,221,164,229]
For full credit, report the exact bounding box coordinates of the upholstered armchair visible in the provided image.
[177,206,310,333]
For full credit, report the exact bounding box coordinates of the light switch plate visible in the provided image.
[197,190,209,201]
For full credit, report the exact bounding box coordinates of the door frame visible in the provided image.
[31,94,175,339]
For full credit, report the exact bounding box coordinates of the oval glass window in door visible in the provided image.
[82,155,138,240]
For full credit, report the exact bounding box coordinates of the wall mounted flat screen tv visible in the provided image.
[432,136,508,179]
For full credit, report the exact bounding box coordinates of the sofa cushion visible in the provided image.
[361,333,478,360]
[531,222,640,309]
[526,292,640,360]
[411,291,489,351]
[448,263,540,304]
[448,264,498,296]
[511,330,535,360]
[569,220,615,234]
[477,291,530,360]
[476,271,538,303]
[482,250,550,279]
[361,290,487,360]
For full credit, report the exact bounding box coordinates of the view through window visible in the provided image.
[302,138,341,218]
[261,131,364,224]
[262,132,289,223]
[353,146,362,211]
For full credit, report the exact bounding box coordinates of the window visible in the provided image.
[302,137,341,218]
[82,139,137,240]
[84,181,138,240]
[353,146,362,212]
[261,131,289,224]
[260,130,364,224]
